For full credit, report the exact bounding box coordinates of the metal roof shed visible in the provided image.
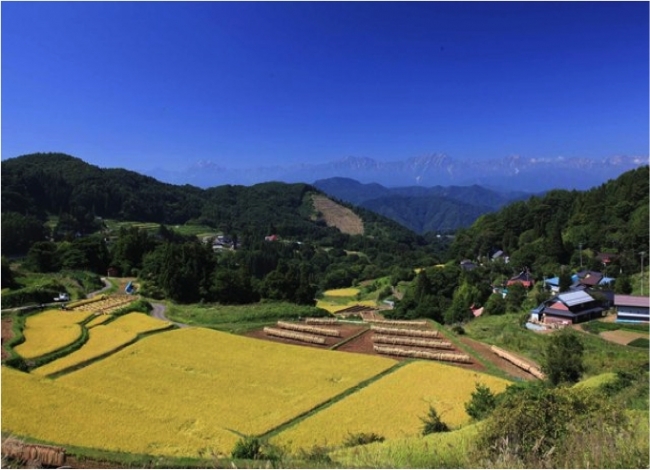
[557,291,595,307]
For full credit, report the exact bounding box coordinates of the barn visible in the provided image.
[614,295,650,323]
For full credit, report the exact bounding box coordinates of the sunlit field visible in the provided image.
[14,310,94,359]
[273,361,511,452]
[316,299,376,313]
[330,422,481,468]
[2,328,396,457]
[31,313,172,377]
[323,288,360,297]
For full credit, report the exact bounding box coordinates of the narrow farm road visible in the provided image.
[88,277,113,298]
[151,303,190,328]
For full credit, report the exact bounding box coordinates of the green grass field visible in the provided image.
[163,301,330,333]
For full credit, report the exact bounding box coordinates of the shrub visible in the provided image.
[472,382,630,466]
[343,432,385,447]
[465,383,497,421]
[450,324,465,335]
[421,405,450,435]
[542,329,585,386]
[231,436,264,460]
[230,436,283,461]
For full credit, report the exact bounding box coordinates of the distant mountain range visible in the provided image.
[143,154,648,192]
[313,177,531,234]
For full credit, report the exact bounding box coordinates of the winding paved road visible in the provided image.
[151,303,190,328]
[88,277,113,298]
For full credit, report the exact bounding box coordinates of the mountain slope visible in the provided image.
[1,153,424,254]
[313,177,529,234]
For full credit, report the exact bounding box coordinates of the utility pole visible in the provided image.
[578,242,583,269]
[640,251,646,296]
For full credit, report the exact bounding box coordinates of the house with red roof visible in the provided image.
[506,270,534,288]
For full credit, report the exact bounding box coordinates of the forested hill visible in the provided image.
[1,153,426,255]
[313,177,530,234]
[450,165,649,276]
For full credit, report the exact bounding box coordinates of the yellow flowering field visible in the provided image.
[272,361,511,452]
[1,366,237,457]
[32,314,171,377]
[323,288,360,297]
[14,310,94,359]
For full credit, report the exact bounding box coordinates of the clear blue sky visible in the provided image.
[2,1,648,172]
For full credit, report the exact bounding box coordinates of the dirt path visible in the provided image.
[151,303,190,328]
[88,277,113,298]
[458,336,540,381]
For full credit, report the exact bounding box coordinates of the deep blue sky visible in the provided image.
[2,1,648,172]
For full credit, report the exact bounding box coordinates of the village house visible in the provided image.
[614,295,650,323]
[531,290,605,325]
[507,270,534,288]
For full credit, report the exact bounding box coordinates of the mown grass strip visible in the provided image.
[258,361,409,440]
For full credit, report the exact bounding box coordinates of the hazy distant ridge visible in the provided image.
[144,154,648,192]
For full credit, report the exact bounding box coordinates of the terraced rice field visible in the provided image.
[14,310,94,359]
[85,315,113,328]
[316,299,376,313]
[272,361,511,452]
[32,313,172,377]
[323,288,361,297]
[2,328,396,457]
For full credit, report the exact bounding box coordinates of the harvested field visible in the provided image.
[246,323,367,349]
[599,329,649,346]
[312,195,364,235]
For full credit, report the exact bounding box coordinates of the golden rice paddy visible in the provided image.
[14,310,94,359]
[322,288,360,297]
[3,328,395,457]
[31,314,172,377]
[316,299,376,313]
[272,361,511,452]
[85,315,113,328]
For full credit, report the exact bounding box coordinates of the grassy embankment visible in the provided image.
[460,312,648,377]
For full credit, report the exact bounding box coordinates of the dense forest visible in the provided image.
[1,153,443,305]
